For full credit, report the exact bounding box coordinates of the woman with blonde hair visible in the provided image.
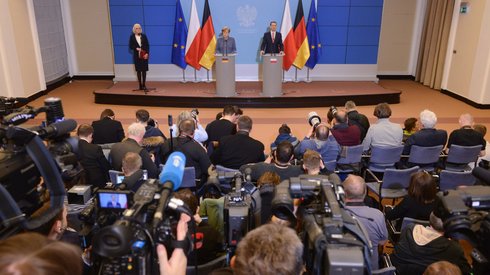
[129,23,150,91]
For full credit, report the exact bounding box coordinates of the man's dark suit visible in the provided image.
[260,32,284,54]
[211,131,265,169]
[77,139,111,188]
[91,117,125,144]
[109,138,158,179]
[403,128,448,155]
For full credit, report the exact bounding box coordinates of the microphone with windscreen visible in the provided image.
[153,152,186,228]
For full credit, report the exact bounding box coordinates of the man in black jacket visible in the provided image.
[160,119,212,184]
[211,115,265,169]
[91,109,125,144]
[345,101,370,142]
[77,124,111,188]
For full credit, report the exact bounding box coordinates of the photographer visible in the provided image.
[294,123,340,171]
[170,110,208,144]
[240,141,302,182]
[157,214,192,275]
[330,108,361,146]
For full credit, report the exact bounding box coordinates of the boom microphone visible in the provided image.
[153,152,186,228]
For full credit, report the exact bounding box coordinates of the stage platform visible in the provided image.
[94,81,401,108]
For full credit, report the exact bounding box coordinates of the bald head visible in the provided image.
[315,124,330,141]
[335,110,347,124]
[459,113,473,127]
[343,175,366,201]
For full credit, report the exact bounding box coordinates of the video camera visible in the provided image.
[89,152,195,275]
[273,175,374,274]
[0,97,78,239]
[437,185,490,274]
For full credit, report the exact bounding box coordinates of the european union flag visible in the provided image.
[171,0,188,69]
[305,0,321,69]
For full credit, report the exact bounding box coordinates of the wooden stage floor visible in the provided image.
[94,81,401,108]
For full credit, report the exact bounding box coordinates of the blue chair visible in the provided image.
[159,164,197,189]
[407,145,444,172]
[438,170,476,191]
[336,144,364,174]
[445,144,482,171]
[366,166,420,210]
[109,169,148,186]
[367,145,404,172]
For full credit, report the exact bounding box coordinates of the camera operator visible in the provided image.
[343,175,388,270]
[157,213,191,275]
[173,189,223,265]
[240,141,302,182]
[294,123,340,171]
[390,209,471,275]
[118,152,146,192]
[0,232,82,275]
[211,223,303,275]
[77,124,111,188]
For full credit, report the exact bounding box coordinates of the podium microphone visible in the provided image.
[153,151,186,228]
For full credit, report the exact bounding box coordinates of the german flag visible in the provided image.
[198,0,217,70]
[292,0,310,69]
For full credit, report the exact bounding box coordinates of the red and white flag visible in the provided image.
[281,0,297,71]
[185,0,201,70]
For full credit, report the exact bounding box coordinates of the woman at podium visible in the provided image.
[129,23,149,91]
[215,26,236,55]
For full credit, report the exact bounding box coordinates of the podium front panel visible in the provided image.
[262,54,283,97]
[215,55,236,97]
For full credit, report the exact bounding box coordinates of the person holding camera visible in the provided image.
[295,123,340,172]
[345,101,370,142]
[329,108,361,146]
[170,110,208,144]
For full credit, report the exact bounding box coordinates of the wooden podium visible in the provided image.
[215,54,236,97]
[262,54,283,97]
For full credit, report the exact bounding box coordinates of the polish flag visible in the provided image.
[281,0,297,71]
[185,0,201,70]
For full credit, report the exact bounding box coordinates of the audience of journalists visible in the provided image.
[1,100,489,275]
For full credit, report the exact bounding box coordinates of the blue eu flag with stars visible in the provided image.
[171,0,188,69]
[305,0,322,69]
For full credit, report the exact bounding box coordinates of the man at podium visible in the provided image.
[215,26,236,55]
[260,21,284,55]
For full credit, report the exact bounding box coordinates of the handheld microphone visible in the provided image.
[153,152,186,228]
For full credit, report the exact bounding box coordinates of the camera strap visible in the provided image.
[172,235,193,255]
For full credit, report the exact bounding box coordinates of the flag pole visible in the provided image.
[306,67,312,83]
[193,68,198,83]
[206,69,211,83]
[181,69,187,83]
[294,67,299,83]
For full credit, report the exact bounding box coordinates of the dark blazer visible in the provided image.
[91,117,125,144]
[109,138,158,179]
[403,128,447,155]
[77,139,111,188]
[211,131,265,169]
[260,31,283,54]
[129,33,149,71]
